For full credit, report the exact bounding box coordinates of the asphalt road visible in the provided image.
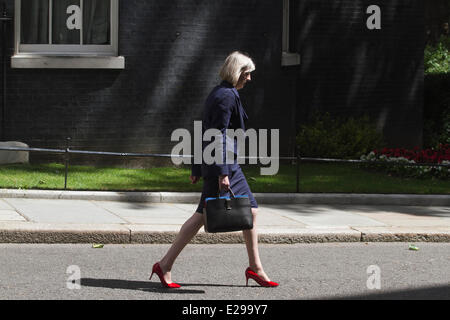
[0,243,449,300]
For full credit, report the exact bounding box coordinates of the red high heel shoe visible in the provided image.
[149,262,181,288]
[245,267,279,287]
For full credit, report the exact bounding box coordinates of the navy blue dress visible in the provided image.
[193,80,258,214]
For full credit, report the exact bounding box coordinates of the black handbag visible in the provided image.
[203,187,253,233]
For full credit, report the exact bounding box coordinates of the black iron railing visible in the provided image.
[0,138,449,191]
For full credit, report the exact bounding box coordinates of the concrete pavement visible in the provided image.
[2,243,449,300]
[0,189,449,243]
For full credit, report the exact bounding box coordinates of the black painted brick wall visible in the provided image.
[1,0,424,166]
[292,0,424,149]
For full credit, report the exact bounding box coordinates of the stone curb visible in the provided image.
[1,224,449,244]
[0,222,131,244]
[355,227,450,242]
[0,189,449,206]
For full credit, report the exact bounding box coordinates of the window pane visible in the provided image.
[21,0,49,44]
[53,0,81,44]
[83,0,111,45]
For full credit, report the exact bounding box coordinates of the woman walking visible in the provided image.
[150,51,278,288]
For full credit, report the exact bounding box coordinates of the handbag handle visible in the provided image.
[218,186,235,210]
[218,186,235,198]
[225,187,234,211]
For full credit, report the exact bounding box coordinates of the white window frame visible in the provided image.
[282,0,300,66]
[12,0,124,69]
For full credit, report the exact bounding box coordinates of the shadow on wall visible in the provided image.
[293,0,424,149]
[425,0,450,45]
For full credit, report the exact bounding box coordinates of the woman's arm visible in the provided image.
[209,91,235,177]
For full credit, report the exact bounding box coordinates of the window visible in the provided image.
[282,0,300,66]
[12,0,124,68]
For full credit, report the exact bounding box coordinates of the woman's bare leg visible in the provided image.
[242,208,271,281]
[157,212,204,283]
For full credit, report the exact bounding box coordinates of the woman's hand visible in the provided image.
[190,176,201,184]
[218,175,230,191]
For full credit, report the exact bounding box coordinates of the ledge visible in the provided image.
[11,55,125,69]
[0,189,449,206]
[281,52,301,66]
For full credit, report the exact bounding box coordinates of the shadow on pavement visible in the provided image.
[81,278,248,293]
[81,278,205,294]
[325,284,450,300]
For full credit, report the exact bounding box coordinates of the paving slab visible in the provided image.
[0,210,27,221]
[171,203,200,213]
[3,199,127,224]
[250,207,308,227]
[262,204,387,227]
[92,201,193,224]
[0,192,449,244]
[0,200,13,210]
[354,206,450,227]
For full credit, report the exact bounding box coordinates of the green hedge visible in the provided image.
[296,112,385,159]
[425,35,450,75]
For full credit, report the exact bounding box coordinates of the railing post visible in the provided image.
[296,148,300,193]
[64,137,71,190]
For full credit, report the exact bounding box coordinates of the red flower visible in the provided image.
[375,145,450,164]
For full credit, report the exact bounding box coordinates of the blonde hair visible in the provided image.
[219,51,256,86]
